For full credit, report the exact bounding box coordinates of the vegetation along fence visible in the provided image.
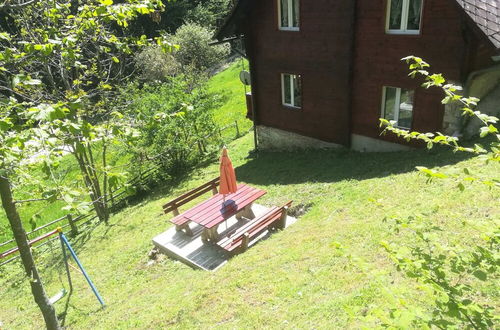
[0,120,246,267]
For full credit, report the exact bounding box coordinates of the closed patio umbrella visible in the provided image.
[219,147,237,200]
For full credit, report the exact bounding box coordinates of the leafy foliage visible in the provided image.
[170,22,230,72]
[378,56,499,328]
[135,46,181,81]
[118,74,222,178]
[185,0,232,29]
[0,0,173,225]
[135,0,232,33]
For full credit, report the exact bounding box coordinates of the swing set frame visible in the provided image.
[0,228,105,307]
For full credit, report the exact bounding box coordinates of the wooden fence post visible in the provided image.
[235,120,240,138]
[67,214,78,236]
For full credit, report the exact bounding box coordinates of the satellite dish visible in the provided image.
[239,70,251,86]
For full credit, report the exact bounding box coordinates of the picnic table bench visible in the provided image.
[217,201,292,254]
[163,178,267,243]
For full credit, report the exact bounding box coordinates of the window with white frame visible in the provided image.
[282,74,302,108]
[386,0,423,34]
[382,86,414,129]
[279,0,299,30]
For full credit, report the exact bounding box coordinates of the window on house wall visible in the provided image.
[386,0,423,34]
[382,87,414,129]
[279,0,299,30]
[282,73,302,108]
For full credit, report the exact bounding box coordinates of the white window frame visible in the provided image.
[381,86,414,129]
[281,73,302,109]
[386,0,423,35]
[278,0,300,31]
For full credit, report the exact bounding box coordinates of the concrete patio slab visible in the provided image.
[152,204,297,271]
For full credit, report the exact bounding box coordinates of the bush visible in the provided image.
[119,74,223,180]
[171,23,230,72]
[135,46,180,82]
[186,0,232,29]
[376,57,499,329]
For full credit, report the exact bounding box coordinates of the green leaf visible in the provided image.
[472,270,487,281]
[480,126,491,138]
[0,118,13,131]
[112,56,120,63]
[29,214,41,231]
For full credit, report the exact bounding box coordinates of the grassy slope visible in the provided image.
[0,132,498,328]
[208,59,252,135]
[0,143,131,245]
[0,60,252,245]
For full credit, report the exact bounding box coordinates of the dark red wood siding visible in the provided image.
[351,0,496,144]
[245,0,356,146]
[243,0,496,147]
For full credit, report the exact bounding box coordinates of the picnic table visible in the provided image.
[170,184,266,243]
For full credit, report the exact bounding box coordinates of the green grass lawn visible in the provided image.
[0,142,131,246]
[208,59,252,136]
[1,132,497,328]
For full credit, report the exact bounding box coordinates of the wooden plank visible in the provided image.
[197,189,266,228]
[171,183,247,221]
[192,186,261,223]
[163,178,220,212]
[202,189,266,228]
[221,214,281,252]
[217,207,279,247]
[170,184,248,224]
[175,184,252,224]
[171,216,190,226]
[218,201,292,252]
[228,207,279,241]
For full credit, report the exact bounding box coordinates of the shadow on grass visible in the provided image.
[236,146,473,186]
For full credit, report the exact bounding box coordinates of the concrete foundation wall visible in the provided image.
[464,81,500,138]
[257,126,343,151]
[351,134,412,152]
[442,81,464,136]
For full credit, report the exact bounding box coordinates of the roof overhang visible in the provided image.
[215,0,252,41]
[456,0,500,50]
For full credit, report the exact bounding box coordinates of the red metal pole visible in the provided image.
[0,228,60,259]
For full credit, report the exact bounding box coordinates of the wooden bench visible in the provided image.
[217,201,292,254]
[162,178,220,235]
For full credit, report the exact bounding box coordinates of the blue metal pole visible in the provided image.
[59,232,73,292]
[59,231,105,307]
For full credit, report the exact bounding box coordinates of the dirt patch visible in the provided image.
[288,203,314,218]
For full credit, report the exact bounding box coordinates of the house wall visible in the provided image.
[351,0,496,146]
[245,0,356,147]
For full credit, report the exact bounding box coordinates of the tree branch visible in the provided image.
[0,0,40,11]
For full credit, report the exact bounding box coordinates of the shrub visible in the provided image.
[171,23,230,72]
[186,0,232,29]
[135,46,181,82]
[119,74,223,180]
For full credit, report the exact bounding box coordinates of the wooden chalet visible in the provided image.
[216,0,500,151]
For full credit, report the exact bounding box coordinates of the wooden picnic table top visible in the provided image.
[171,184,266,230]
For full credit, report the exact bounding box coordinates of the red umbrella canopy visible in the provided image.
[219,147,238,195]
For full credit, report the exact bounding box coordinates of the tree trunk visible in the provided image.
[73,141,109,224]
[0,176,61,330]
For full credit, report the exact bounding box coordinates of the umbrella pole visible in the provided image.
[223,194,228,230]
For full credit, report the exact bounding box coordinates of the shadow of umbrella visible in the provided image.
[220,199,237,219]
